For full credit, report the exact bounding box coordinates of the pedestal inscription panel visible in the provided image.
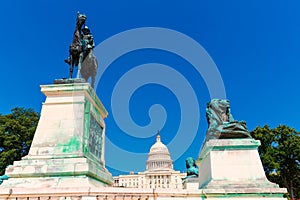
[88,114,103,160]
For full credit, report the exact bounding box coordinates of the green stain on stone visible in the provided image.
[83,100,91,155]
[62,136,80,153]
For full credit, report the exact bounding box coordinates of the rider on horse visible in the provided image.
[81,26,95,58]
[64,12,98,88]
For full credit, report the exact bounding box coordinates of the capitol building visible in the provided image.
[113,134,186,189]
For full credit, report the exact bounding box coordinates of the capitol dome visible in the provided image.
[146,133,173,171]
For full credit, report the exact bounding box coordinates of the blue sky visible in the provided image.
[1,1,300,175]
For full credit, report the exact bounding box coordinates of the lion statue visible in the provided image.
[185,157,199,179]
[205,99,251,141]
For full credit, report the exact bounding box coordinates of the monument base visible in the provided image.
[183,177,199,190]
[1,157,112,188]
[1,176,108,189]
[198,139,287,198]
[1,83,113,188]
[54,78,86,84]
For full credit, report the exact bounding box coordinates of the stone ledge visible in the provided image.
[200,179,282,189]
[0,186,287,199]
[5,157,112,184]
[202,187,287,195]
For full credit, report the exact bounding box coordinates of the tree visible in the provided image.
[0,107,39,175]
[251,125,300,199]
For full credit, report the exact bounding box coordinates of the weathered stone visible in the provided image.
[198,138,287,196]
[1,83,113,188]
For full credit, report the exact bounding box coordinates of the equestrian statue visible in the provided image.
[65,12,98,88]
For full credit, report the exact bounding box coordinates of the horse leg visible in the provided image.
[70,65,73,79]
[91,55,98,88]
[77,53,83,79]
[91,74,95,88]
[69,55,74,78]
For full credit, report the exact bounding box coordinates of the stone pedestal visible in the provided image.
[183,177,199,190]
[198,139,287,198]
[1,83,113,188]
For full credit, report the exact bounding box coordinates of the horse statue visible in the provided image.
[205,99,251,141]
[65,12,98,88]
[65,12,86,79]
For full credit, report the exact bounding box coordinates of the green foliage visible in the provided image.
[251,125,300,199]
[0,107,39,175]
